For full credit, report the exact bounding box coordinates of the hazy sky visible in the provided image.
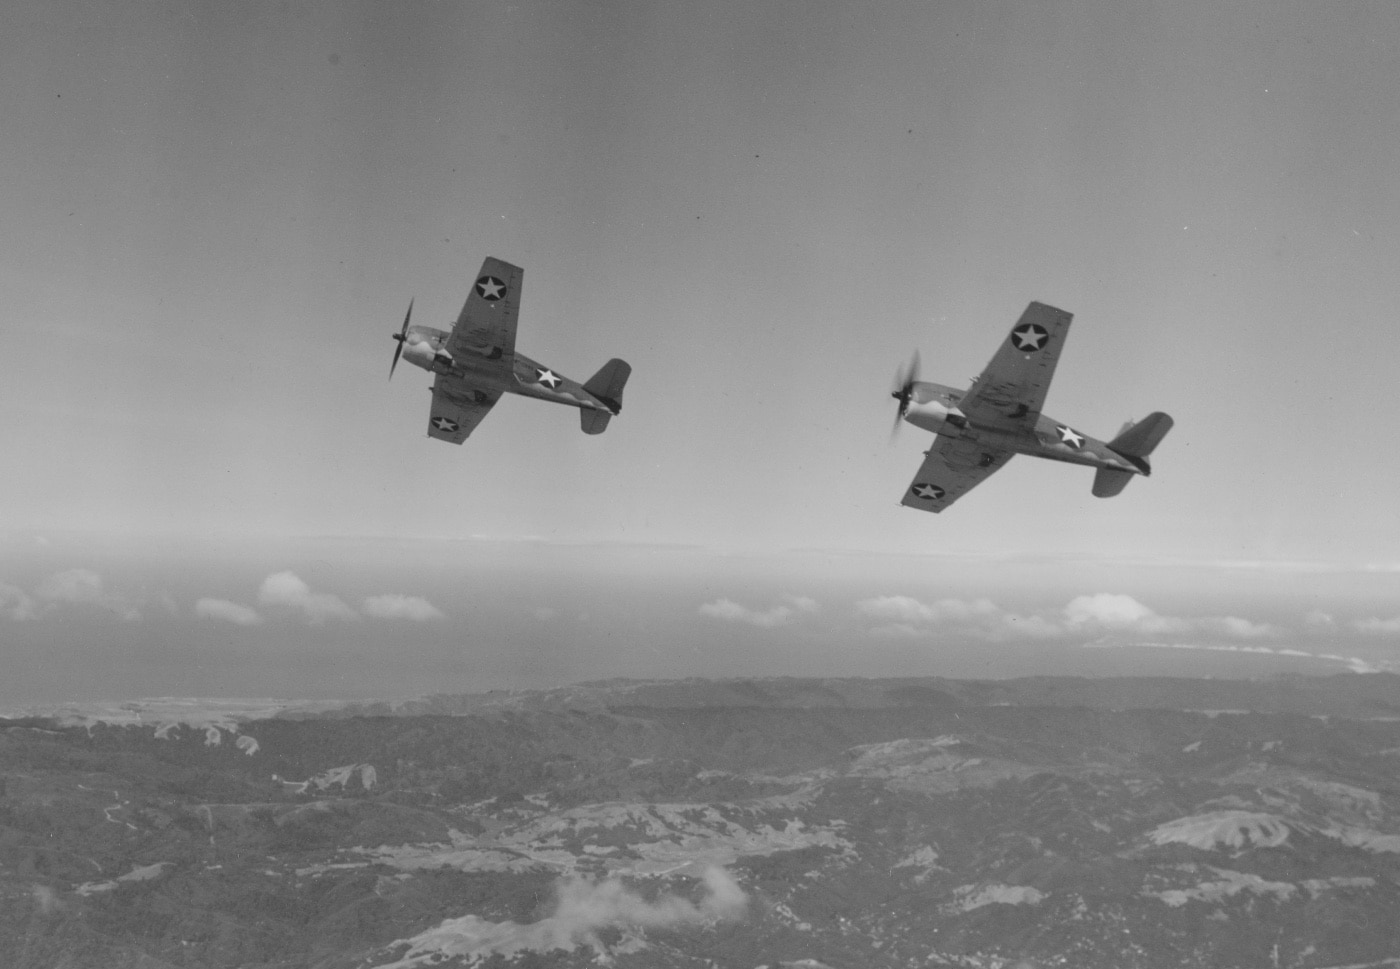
[5,1,1400,703]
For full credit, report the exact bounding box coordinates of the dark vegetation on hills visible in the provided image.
[3,674,1400,967]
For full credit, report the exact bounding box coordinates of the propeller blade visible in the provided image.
[889,350,920,437]
[389,298,413,380]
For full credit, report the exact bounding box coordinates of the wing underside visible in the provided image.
[958,302,1072,432]
[427,374,501,444]
[446,257,523,366]
[901,436,1014,513]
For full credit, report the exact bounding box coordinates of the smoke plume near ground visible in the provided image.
[377,866,748,967]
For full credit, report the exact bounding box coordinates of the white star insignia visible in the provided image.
[1011,324,1048,351]
[432,417,459,432]
[476,276,505,300]
[912,483,945,500]
[1057,425,1084,448]
[536,368,561,389]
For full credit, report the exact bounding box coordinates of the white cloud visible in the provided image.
[1064,594,1289,640]
[362,594,445,622]
[1207,616,1281,639]
[857,595,1058,641]
[0,582,38,621]
[699,595,818,628]
[195,598,263,626]
[1353,617,1400,635]
[1305,610,1336,629]
[1063,593,1185,634]
[855,592,1284,646]
[34,569,141,621]
[257,571,358,624]
[1091,640,1387,674]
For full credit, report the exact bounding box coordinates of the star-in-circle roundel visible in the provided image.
[475,276,507,301]
[535,368,561,389]
[1056,425,1085,448]
[912,483,945,500]
[432,417,459,433]
[1010,322,1049,352]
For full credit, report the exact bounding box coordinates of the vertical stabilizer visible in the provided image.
[1096,411,1173,497]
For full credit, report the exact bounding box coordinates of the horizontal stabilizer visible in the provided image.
[580,409,611,435]
[583,358,631,415]
[1092,467,1134,498]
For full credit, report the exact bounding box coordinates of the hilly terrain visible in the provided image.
[5,674,1400,968]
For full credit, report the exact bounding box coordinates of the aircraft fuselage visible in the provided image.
[396,324,611,413]
[902,380,1143,476]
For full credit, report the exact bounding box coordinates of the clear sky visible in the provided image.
[4,1,1400,704]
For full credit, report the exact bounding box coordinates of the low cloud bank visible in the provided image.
[1,570,150,622]
[258,571,359,624]
[856,592,1281,643]
[700,595,818,628]
[195,598,262,626]
[362,594,445,621]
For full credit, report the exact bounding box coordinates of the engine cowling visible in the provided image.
[903,398,968,435]
[399,339,439,371]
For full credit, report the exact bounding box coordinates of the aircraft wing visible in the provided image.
[901,436,1015,513]
[446,257,523,366]
[427,374,502,444]
[957,302,1073,431]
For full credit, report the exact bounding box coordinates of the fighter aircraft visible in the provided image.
[891,301,1172,512]
[389,257,631,442]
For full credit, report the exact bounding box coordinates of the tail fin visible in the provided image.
[1094,412,1173,498]
[583,358,631,415]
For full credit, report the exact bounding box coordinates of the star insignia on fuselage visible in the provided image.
[475,276,506,301]
[431,417,460,433]
[1057,425,1085,448]
[912,483,945,500]
[536,368,562,389]
[1011,322,1049,352]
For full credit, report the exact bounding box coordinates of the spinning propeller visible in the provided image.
[389,299,413,380]
[889,350,920,437]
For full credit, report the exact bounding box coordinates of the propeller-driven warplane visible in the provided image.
[390,257,631,443]
[891,302,1173,512]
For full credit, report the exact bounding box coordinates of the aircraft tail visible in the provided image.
[1095,412,1174,496]
[1107,412,1173,469]
[583,359,631,415]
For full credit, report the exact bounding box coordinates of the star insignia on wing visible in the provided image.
[912,483,945,500]
[431,417,460,432]
[1057,425,1084,448]
[475,276,506,301]
[536,368,561,389]
[1011,323,1049,351]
